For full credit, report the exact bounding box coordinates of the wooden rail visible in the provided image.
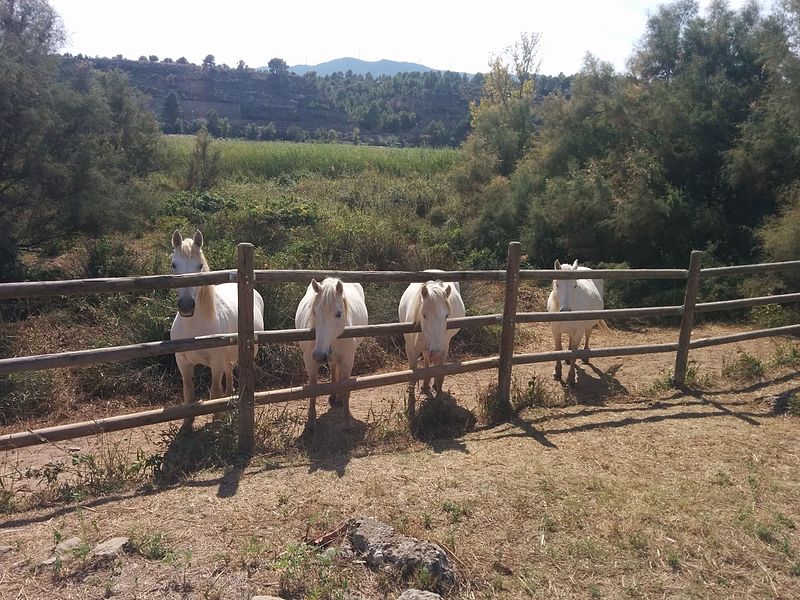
[1,244,798,452]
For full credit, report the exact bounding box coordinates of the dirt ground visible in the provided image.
[1,321,799,599]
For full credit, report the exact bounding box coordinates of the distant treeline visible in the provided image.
[64,54,571,147]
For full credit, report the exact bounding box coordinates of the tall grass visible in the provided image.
[162,136,460,181]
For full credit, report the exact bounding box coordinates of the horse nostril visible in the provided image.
[559,307,569,312]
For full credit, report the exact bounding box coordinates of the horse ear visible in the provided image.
[193,230,204,249]
[554,259,562,270]
[572,259,579,269]
[421,285,429,298]
[311,279,321,293]
[444,284,452,297]
[335,280,344,295]
[172,230,182,249]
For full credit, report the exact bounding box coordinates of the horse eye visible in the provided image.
[422,313,427,319]
[335,311,342,318]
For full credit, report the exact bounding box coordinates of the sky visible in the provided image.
[49,0,757,75]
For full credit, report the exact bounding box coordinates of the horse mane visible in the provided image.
[312,278,349,325]
[411,280,450,324]
[175,238,215,319]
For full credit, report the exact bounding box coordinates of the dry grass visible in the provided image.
[1,327,799,599]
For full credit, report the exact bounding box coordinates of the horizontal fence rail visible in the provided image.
[700,260,800,278]
[1,246,798,453]
[0,271,235,299]
[694,292,800,314]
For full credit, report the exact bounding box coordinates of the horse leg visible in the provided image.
[582,326,593,364]
[421,350,432,394]
[434,348,447,394]
[552,327,563,381]
[567,335,579,386]
[339,354,356,430]
[210,362,224,400]
[301,354,318,438]
[405,338,418,419]
[224,361,234,396]
[328,361,342,408]
[177,356,196,431]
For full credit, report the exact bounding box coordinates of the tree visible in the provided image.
[176,56,188,64]
[267,57,288,75]
[160,89,182,133]
[0,0,160,278]
[236,59,246,70]
[148,54,158,62]
[202,54,215,68]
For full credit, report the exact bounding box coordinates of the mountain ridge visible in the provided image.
[281,57,436,77]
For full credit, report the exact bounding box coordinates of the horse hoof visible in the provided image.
[581,358,591,365]
[553,372,561,381]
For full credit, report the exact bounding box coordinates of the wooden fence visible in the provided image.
[1,243,799,454]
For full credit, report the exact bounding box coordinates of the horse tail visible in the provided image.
[596,319,612,332]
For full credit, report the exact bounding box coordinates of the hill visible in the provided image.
[79,56,478,146]
[285,57,435,77]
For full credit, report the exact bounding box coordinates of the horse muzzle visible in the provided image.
[178,297,196,317]
[559,307,571,313]
[428,350,445,365]
[312,349,330,364]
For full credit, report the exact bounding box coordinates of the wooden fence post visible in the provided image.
[237,243,256,455]
[674,250,703,387]
[497,242,522,413]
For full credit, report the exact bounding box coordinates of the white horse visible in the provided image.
[398,273,466,416]
[295,278,369,435]
[547,259,605,386]
[169,230,265,430]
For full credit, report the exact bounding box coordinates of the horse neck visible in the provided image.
[195,281,217,320]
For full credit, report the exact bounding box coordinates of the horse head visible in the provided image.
[552,258,580,312]
[310,278,347,364]
[171,229,209,317]
[419,281,452,365]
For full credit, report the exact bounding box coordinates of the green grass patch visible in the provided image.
[721,347,765,382]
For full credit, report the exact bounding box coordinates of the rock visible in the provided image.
[90,536,129,557]
[397,590,442,600]
[348,517,456,591]
[251,596,287,600]
[0,544,14,555]
[54,536,83,554]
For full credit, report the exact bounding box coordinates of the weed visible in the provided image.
[410,565,436,591]
[274,543,348,600]
[589,584,602,598]
[442,499,473,524]
[646,361,712,393]
[666,550,680,570]
[771,341,800,368]
[712,470,732,486]
[791,563,800,576]
[540,514,557,533]
[570,538,603,560]
[627,532,649,555]
[751,304,797,329]
[476,382,511,425]
[721,347,765,381]
[239,536,269,570]
[788,393,800,417]
[512,376,551,411]
[164,548,193,592]
[129,530,169,560]
[421,512,433,530]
